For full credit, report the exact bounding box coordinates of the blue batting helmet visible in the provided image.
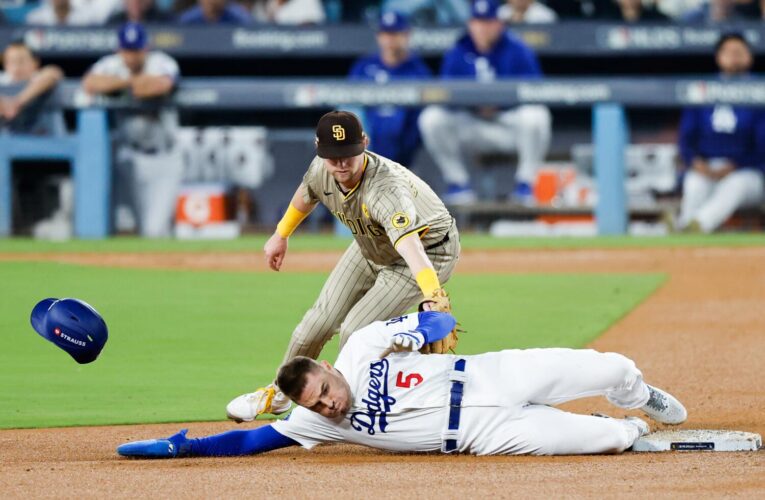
[30,298,108,364]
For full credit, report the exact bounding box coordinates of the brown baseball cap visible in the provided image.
[315,111,366,159]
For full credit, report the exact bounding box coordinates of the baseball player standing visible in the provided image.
[676,32,765,233]
[82,22,182,238]
[226,110,461,422]
[348,11,431,167]
[418,0,551,205]
[120,311,688,458]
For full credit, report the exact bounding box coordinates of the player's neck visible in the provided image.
[337,155,367,192]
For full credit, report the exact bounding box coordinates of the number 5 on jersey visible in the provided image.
[396,371,423,388]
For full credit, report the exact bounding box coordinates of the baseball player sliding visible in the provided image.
[226,110,461,422]
[119,311,687,458]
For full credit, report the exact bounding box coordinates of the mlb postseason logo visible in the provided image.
[350,358,397,435]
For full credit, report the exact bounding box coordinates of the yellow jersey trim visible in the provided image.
[393,224,430,249]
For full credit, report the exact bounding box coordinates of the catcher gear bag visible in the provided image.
[30,298,108,364]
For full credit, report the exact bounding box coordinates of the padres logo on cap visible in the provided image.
[332,125,346,141]
[391,212,410,229]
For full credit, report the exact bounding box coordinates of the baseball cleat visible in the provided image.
[226,384,292,422]
[640,385,687,425]
[117,429,190,458]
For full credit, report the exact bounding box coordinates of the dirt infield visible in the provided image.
[2,246,763,498]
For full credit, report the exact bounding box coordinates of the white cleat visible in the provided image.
[226,384,292,422]
[640,385,687,425]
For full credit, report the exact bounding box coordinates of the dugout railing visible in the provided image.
[2,77,765,238]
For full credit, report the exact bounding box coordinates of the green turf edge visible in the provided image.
[0,261,666,429]
[0,232,764,253]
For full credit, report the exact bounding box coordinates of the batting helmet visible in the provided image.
[30,298,109,364]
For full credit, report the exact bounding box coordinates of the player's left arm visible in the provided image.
[131,54,179,99]
[187,424,298,457]
[130,74,175,98]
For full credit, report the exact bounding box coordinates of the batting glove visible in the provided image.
[389,331,425,353]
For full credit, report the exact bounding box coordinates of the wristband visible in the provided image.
[276,203,309,238]
[415,268,440,296]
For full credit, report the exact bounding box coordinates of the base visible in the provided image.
[632,430,762,452]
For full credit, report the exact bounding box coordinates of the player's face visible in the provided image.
[297,361,352,419]
[2,46,39,82]
[376,31,410,62]
[119,49,148,74]
[468,18,504,54]
[323,152,365,188]
[716,39,753,76]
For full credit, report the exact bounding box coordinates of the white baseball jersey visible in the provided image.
[87,51,180,152]
[272,312,653,456]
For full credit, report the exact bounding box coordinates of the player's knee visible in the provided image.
[518,106,551,132]
[291,309,329,345]
[683,169,705,190]
[418,106,450,135]
[603,352,641,384]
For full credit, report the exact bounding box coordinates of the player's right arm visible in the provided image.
[264,184,318,271]
[82,56,131,95]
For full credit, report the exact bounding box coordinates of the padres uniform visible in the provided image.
[284,150,460,362]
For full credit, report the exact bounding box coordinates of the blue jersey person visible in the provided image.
[418,0,551,205]
[349,11,431,167]
[676,33,765,233]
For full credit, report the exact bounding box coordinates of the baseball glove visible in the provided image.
[418,288,462,354]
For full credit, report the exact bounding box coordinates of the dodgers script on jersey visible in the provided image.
[273,312,457,452]
[300,151,453,266]
[272,312,654,456]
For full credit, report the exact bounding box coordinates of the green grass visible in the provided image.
[0,262,663,429]
[0,232,764,254]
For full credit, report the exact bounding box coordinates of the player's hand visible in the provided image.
[692,158,712,178]
[420,301,435,311]
[0,97,21,121]
[380,331,425,358]
[264,232,288,271]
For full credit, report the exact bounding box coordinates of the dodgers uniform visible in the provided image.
[678,104,765,232]
[272,312,649,455]
[87,50,183,237]
[282,151,460,363]
[418,11,551,195]
[125,312,653,458]
[349,53,431,166]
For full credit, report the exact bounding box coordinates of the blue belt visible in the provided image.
[442,358,466,453]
